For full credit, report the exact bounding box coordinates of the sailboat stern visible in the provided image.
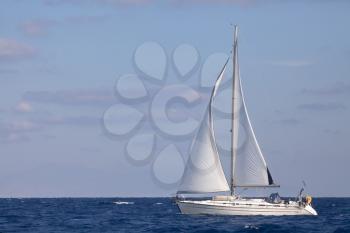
[304,204,318,216]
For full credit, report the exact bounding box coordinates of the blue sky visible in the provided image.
[0,0,349,197]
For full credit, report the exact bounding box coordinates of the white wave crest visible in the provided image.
[113,201,134,205]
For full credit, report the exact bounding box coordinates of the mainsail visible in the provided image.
[231,68,275,187]
[177,60,230,194]
[231,25,275,188]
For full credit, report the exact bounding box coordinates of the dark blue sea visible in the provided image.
[0,198,349,232]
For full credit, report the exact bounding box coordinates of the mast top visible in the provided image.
[234,25,238,45]
[230,24,238,39]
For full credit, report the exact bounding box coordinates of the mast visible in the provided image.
[231,25,239,196]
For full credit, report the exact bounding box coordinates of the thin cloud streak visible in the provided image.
[22,89,115,106]
[0,115,100,144]
[170,0,257,7]
[19,15,109,37]
[19,20,56,36]
[297,103,347,111]
[301,82,350,96]
[0,38,35,61]
[43,0,255,7]
[34,115,100,126]
[323,128,341,136]
[14,101,33,113]
[0,120,43,144]
[0,68,19,74]
[266,59,314,67]
[279,118,301,126]
[0,133,30,144]
[1,120,43,132]
[43,0,153,7]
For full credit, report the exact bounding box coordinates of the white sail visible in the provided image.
[231,26,275,187]
[177,61,230,194]
[232,75,275,187]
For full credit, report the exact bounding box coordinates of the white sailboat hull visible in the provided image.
[177,199,317,216]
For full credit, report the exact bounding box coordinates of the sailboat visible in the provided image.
[176,26,317,216]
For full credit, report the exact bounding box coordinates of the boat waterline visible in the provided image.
[177,199,318,216]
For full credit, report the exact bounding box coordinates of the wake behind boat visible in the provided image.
[176,26,317,216]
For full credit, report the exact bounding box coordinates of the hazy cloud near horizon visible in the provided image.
[21,89,115,106]
[297,103,347,111]
[0,38,36,61]
[301,82,350,96]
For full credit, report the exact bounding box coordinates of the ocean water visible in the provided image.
[0,198,349,232]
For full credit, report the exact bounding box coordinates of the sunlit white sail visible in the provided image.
[177,60,230,194]
[232,71,275,187]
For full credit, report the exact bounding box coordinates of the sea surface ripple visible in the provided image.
[0,198,349,232]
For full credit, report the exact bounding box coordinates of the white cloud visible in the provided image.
[37,115,100,126]
[0,113,99,144]
[171,0,256,7]
[22,89,114,106]
[44,0,152,6]
[301,82,350,96]
[19,16,107,37]
[266,59,314,67]
[0,132,30,144]
[9,120,42,132]
[14,101,33,113]
[0,38,35,61]
[43,0,255,7]
[297,103,346,111]
[19,20,56,36]
[0,120,42,144]
[98,0,152,6]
